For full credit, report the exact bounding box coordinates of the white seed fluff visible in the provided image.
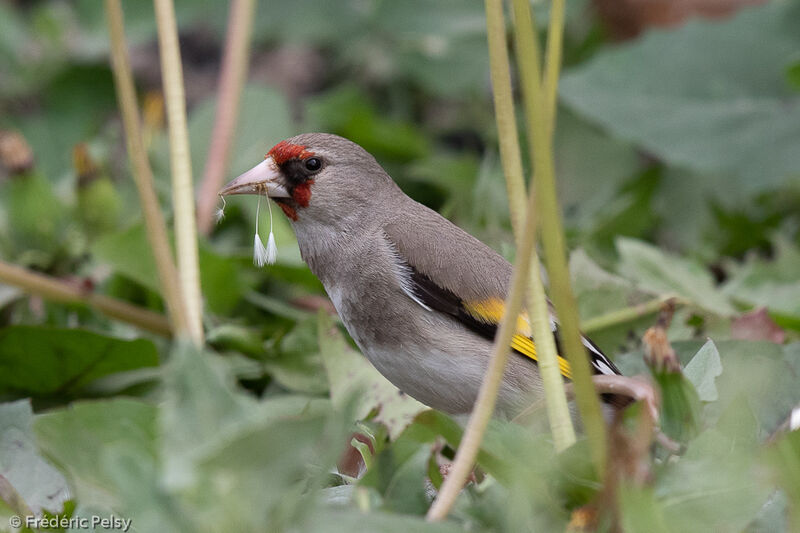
[253,193,277,267]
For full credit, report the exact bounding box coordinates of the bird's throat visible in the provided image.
[275,199,298,221]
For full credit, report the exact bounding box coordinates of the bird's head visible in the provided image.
[220,133,395,227]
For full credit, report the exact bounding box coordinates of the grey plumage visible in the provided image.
[221,133,620,416]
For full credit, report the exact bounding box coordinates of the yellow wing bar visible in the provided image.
[510,334,572,380]
[464,298,573,380]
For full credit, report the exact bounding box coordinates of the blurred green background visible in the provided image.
[1,0,799,531]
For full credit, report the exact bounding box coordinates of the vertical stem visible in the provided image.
[427,173,541,522]
[105,0,189,336]
[196,0,256,235]
[484,0,575,450]
[543,0,565,133]
[511,0,607,475]
[154,0,204,345]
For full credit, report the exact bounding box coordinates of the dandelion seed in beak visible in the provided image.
[253,192,277,267]
[214,195,226,224]
[265,195,278,264]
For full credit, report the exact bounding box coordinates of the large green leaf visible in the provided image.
[560,1,800,193]
[33,398,157,509]
[723,236,800,326]
[570,248,659,352]
[655,429,770,533]
[0,326,158,396]
[0,400,69,514]
[616,238,734,315]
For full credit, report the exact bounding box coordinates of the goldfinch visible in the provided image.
[221,133,621,416]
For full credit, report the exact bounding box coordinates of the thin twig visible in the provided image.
[153,0,204,344]
[196,0,256,235]
[105,0,189,336]
[511,0,608,476]
[483,0,575,450]
[0,260,171,336]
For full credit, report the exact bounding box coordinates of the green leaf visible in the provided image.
[92,224,159,293]
[33,398,157,509]
[570,249,660,352]
[92,223,249,314]
[556,109,642,234]
[656,429,770,533]
[616,237,734,315]
[303,508,465,533]
[561,1,800,193]
[264,318,329,394]
[723,236,800,325]
[306,86,430,162]
[0,400,69,514]
[618,484,671,533]
[767,430,800,533]
[684,340,723,402]
[0,326,158,396]
[681,340,800,438]
[785,59,800,91]
[12,66,117,185]
[159,342,260,488]
[653,370,701,443]
[372,0,488,97]
[317,312,425,439]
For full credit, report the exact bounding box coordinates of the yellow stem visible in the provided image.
[512,0,607,476]
[104,0,189,336]
[426,179,540,521]
[484,0,575,450]
[153,0,204,345]
[543,0,565,133]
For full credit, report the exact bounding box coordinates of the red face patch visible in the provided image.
[291,180,314,207]
[267,140,315,165]
[277,202,298,221]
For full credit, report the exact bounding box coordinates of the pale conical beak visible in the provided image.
[219,157,290,198]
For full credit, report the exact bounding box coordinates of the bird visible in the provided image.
[220,133,622,417]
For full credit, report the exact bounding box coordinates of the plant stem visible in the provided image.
[153,0,204,345]
[0,260,171,336]
[483,0,575,450]
[105,0,189,337]
[426,179,539,521]
[543,0,565,133]
[582,295,683,334]
[196,0,256,235]
[511,0,608,476]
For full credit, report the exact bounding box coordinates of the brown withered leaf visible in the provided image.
[594,0,768,40]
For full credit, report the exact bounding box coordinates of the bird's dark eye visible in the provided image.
[305,157,322,172]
